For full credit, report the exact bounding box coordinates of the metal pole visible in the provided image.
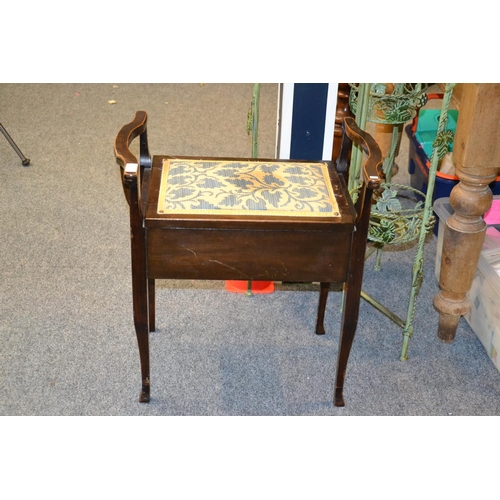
[0,123,30,166]
[400,83,456,360]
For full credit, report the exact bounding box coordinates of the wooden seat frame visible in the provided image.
[114,110,382,407]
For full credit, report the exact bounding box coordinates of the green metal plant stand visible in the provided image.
[349,83,456,360]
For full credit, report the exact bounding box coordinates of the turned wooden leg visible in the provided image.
[434,171,496,342]
[434,83,500,342]
[316,282,330,335]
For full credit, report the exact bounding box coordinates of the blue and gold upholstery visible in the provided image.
[158,159,340,217]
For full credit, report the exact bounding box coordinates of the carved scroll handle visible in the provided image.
[343,116,383,191]
[114,111,150,205]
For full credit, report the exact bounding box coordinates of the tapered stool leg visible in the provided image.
[131,245,150,402]
[334,175,376,406]
[130,213,150,402]
[126,163,151,403]
[316,282,331,335]
[148,279,156,333]
[335,281,361,407]
[135,320,150,403]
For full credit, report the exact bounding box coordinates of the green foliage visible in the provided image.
[369,218,396,243]
[383,98,415,124]
[368,185,428,245]
[433,130,454,160]
[371,83,390,94]
[373,188,402,212]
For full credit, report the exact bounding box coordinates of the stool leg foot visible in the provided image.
[135,325,150,403]
[334,388,345,407]
[139,380,150,403]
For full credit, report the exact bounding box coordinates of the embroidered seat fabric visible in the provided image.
[158,159,340,217]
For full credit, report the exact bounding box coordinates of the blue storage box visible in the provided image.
[406,124,500,234]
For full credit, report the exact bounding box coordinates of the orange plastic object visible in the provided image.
[225,280,275,294]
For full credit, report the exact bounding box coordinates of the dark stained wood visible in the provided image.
[114,111,149,206]
[114,110,147,169]
[115,109,382,407]
[332,84,353,163]
[315,282,331,335]
[147,227,352,282]
[335,157,379,406]
[148,279,155,333]
[125,162,151,403]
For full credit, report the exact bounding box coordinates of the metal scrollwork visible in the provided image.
[349,83,429,125]
[367,183,433,246]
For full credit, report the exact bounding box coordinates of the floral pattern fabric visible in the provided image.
[158,159,340,217]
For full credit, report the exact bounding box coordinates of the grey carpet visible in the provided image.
[1,83,499,416]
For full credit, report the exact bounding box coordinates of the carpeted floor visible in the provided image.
[1,83,500,416]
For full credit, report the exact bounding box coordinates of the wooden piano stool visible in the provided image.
[115,111,382,407]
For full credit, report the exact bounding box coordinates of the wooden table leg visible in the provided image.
[433,83,500,342]
[433,168,497,341]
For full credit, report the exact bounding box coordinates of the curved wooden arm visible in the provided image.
[115,111,149,207]
[343,116,383,189]
[114,110,148,169]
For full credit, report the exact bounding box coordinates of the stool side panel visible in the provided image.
[147,227,352,282]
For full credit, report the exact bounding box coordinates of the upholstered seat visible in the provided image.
[158,159,340,217]
[115,110,382,407]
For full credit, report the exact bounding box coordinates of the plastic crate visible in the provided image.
[406,124,500,235]
[415,108,459,158]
